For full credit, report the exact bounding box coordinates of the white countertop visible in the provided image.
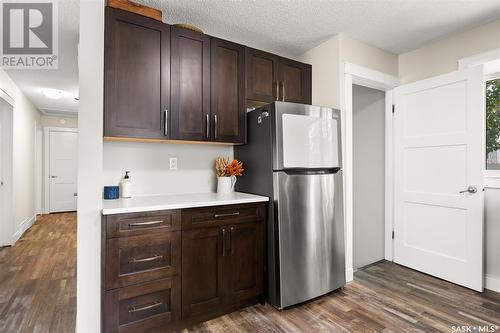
[102,192,269,215]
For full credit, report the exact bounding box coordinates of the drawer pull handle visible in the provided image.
[128,254,163,264]
[128,220,163,227]
[128,301,163,313]
[214,212,240,218]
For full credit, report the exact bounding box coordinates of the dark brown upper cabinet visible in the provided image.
[246,48,279,104]
[246,48,312,106]
[279,58,312,104]
[104,7,170,139]
[210,38,246,144]
[170,27,211,141]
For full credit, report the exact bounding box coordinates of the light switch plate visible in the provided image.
[169,157,177,170]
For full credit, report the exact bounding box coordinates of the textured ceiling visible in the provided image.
[5,0,500,116]
[137,0,500,57]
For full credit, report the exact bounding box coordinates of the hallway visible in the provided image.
[0,213,76,332]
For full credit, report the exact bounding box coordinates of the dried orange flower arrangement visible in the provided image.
[215,157,244,177]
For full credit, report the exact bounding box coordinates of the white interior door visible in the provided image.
[49,130,78,212]
[393,66,484,291]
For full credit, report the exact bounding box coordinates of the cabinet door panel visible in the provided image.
[211,38,246,143]
[225,222,264,302]
[170,28,210,141]
[104,8,169,139]
[279,59,312,104]
[181,227,224,317]
[246,48,279,103]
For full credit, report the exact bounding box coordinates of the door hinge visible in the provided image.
[392,105,395,114]
[392,231,395,239]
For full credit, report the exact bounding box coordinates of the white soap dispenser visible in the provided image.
[120,171,132,198]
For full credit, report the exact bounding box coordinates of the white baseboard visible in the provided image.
[485,275,500,293]
[12,214,36,244]
[346,267,354,282]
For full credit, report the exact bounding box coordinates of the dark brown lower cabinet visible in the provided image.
[102,203,265,333]
[103,277,181,333]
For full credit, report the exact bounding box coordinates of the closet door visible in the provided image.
[170,27,211,141]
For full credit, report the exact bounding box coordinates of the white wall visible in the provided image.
[77,1,104,332]
[399,19,500,83]
[0,68,41,243]
[41,115,78,128]
[103,141,232,196]
[352,84,385,269]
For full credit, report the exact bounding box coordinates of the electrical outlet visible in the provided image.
[169,157,177,170]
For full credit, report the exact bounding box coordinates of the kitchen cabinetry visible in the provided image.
[210,38,246,143]
[104,7,170,139]
[170,27,211,141]
[101,202,265,333]
[246,48,312,105]
[103,6,311,144]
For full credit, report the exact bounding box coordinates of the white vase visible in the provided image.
[217,176,236,194]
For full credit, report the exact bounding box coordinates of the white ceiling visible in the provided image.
[5,0,500,116]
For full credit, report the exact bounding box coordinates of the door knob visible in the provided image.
[50,175,58,178]
[459,186,477,194]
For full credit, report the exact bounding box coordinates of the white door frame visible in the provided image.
[343,62,399,281]
[0,87,14,246]
[43,126,78,214]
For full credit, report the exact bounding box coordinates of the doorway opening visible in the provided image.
[352,84,386,271]
[0,94,14,247]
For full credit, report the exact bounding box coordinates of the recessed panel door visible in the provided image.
[393,66,484,291]
[49,131,78,212]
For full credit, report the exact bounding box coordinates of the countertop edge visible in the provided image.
[102,196,269,215]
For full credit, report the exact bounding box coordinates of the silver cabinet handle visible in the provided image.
[206,114,210,139]
[214,212,240,218]
[128,254,163,264]
[221,228,226,256]
[164,109,168,136]
[459,186,477,194]
[276,81,279,101]
[128,301,163,313]
[282,81,285,101]
[214,114,218,139]
[128,220,163,227]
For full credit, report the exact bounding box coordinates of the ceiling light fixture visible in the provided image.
[41,88,65,99]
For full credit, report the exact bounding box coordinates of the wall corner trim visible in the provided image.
[12,214,36,244]
[485,274,500,293]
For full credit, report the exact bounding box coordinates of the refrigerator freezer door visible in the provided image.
[282,114,338,168]
[272,102,342,170]
[274,170,345,308]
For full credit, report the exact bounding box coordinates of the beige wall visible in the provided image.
[399,19,500,83]
[300,36,342,109]
[0,68,41,243]
[339,34,398,77]
[41,115,78,128]
[299,34,398,109]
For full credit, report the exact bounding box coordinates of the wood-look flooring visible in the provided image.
[1,213,499,333]
[0,213,76,333]
[183,261,500,333]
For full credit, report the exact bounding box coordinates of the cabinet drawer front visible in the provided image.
[106,210,181,238]
[182,203,265,229]
[105,232,181,290]
[103,277,180,333]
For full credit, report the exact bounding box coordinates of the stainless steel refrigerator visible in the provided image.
[235,101,345,309]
